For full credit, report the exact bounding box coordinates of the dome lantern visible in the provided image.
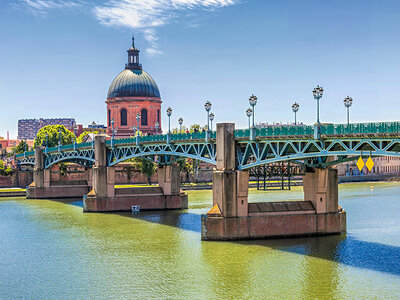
[126,36,142,70]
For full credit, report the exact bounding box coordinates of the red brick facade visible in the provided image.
[106,96,162,136]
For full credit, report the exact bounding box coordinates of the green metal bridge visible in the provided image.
[15,121,400,170]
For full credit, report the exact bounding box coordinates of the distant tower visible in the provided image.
[106,37,162,136]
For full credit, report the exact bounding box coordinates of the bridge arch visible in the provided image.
[108,151,216,166]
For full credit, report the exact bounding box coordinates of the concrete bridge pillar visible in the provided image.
[211,123,249,217]
[91,135,114,198]
[27,146,89,199]
[202,123,346,241]
[84,136,187,212]
[157,164,180,195]
[303,168,338,214]
[32,146,50,189]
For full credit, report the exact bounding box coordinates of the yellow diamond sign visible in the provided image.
[366,157,374,171]
[356,157,365,171]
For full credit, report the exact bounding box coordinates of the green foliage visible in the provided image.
[0,160,13,176]
[14,140,29,154]
[59,163,67,176]
[178,158,200,183]
[136,157,156,184]
[124,164,134,181]
[189,124,201,132]
[77,131,99,143]
[34,125,75,148]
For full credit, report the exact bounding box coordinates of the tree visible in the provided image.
[14,140,29,154]
[0,160,13,176]
[178,159,192,183]
[136,157,156,185]
[77,131,99,143]
[189,124,201,132]
[34,125,75,148]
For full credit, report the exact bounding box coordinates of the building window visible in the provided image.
[121,109,127,126]
[141,109,148,126]
[157,109,160,123]
[108,109,111,126]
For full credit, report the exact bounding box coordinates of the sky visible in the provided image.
[1,0,400,138]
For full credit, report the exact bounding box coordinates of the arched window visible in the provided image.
[157,109,160,123]
[108,109,111,126]
[141,109,148,126]
[120,109,127,126]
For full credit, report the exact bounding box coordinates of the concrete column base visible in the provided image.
[201,202,346,240]
[83,186,188,212]
[26,184,89,199]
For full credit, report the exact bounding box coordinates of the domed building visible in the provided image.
[106,38,162,136]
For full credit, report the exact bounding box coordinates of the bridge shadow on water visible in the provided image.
[56,199,400,277]
[116,208,400,277]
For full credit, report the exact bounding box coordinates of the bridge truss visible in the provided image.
[236,137,400,169]
[16,136,400,170]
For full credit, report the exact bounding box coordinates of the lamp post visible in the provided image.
[111,118,115,147]
[58,129,62,147]
[91,121,95,148]
[58,128,62,152]
[246,108,253,129]
[45,132,48,154]
[136,113,141,136]
[73,126,77,150]
[209,113,215,131]
[313,85,324,124]
[114,127,118,141]
[166,107,172,134]
[343,96,353,125]
[291,102,299,125]
[178,117,183,133]
[155,122,159,135]
[204,101,212,130]
[249,94,258,127]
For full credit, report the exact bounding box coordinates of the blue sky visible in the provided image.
[1,0,400,138]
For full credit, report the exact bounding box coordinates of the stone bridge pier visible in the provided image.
[201,123,346,240]
[26,146,91,199]
[83,135,188,212]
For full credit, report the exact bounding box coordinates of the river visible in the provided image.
[1,182,400,299]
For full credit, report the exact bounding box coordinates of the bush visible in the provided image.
[0,160,13,176]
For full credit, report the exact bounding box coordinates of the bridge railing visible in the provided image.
[235,125,314,139]
[321,122,400,135]
[15,121,400,159]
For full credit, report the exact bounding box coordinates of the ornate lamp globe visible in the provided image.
[249,94,258,106]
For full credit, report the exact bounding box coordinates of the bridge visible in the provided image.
[15,121,400,240]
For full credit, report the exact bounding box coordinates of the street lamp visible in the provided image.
[292,102,300,125]
[313,85,324,124]
[166,107,172,134]
[111,118,115,147]
[343,96,353,125]
[155,122,159,135]
[45,132,48,154]
[246,108,253,129]
[204,101,212,130]
[58,129,62,147]
[249,94,258,127]
[178,117,183,133]
[91,121,96,148]
[209,113,215,131]
[136,113,141,136]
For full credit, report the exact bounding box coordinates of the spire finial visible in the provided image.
[132,34,135,48]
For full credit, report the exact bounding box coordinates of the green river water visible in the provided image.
[1,182,400,299]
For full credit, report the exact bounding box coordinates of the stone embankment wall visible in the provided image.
[0,171,33,188]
